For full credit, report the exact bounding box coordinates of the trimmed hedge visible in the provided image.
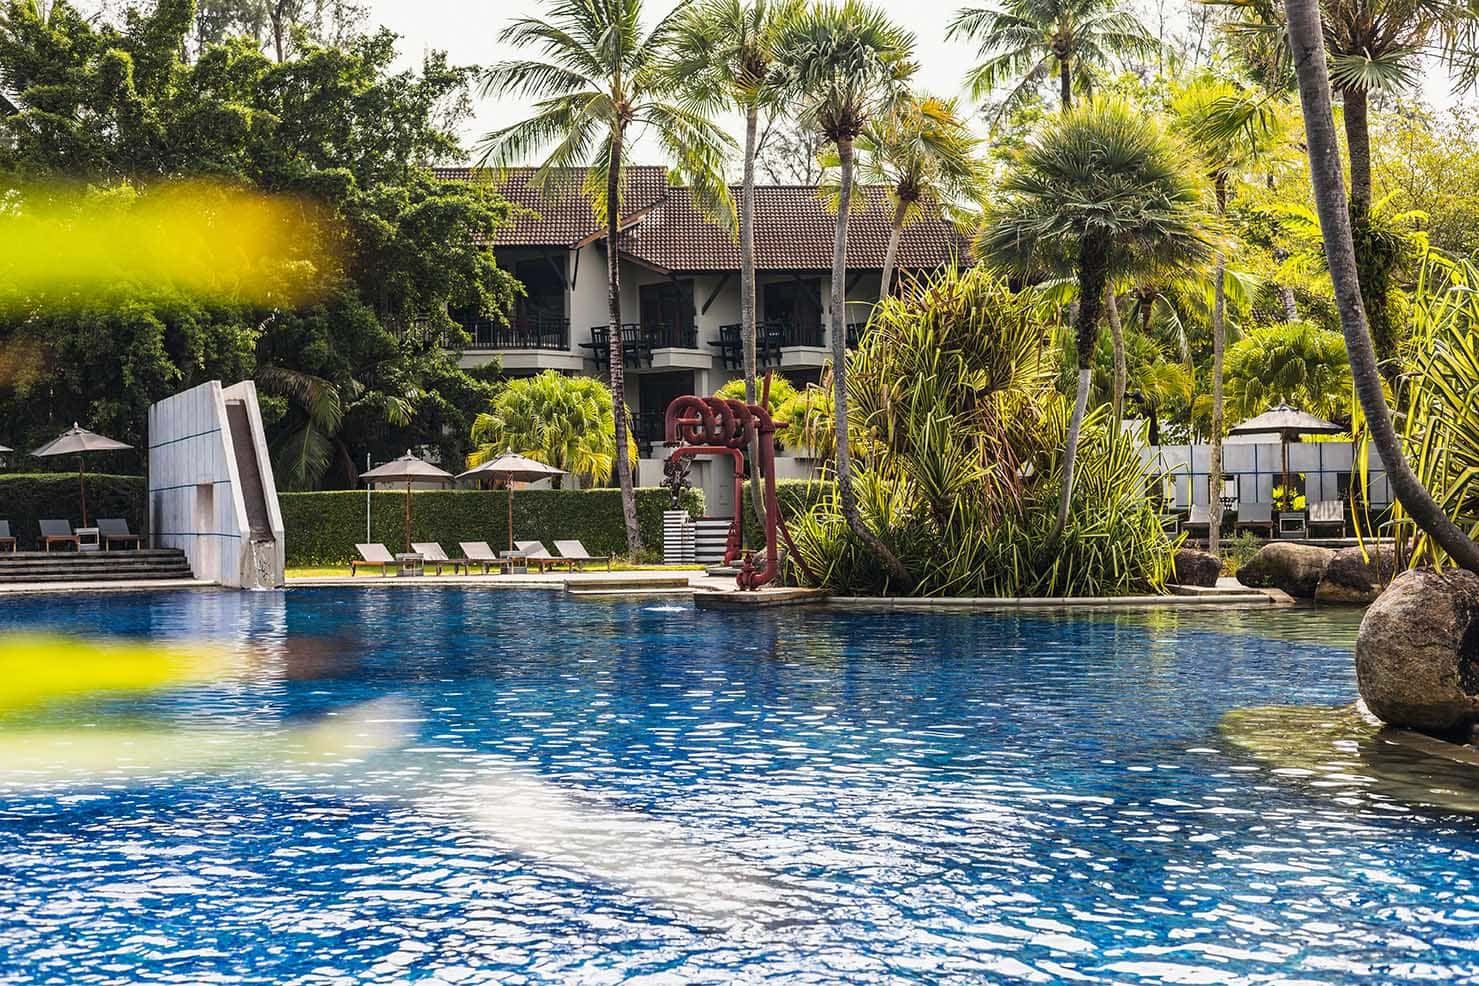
[279,487,704,567]
[741,479,832,548]
[0,473,146,549]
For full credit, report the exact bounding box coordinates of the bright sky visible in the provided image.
[368,0,1473,163]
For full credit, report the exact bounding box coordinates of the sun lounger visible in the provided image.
[459,541,510,574]
[411,542,465,575]
[553,539,611,572]
[1234,502,1273,537]
[97,517,145,550]
[38,519,80,552]
[351,543,399,576]
[0,521,14,553]
[1308,500,1346,537]
[1181,504,1211,542]
[515,540,580,572]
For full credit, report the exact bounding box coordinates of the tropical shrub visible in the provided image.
[787,266,1178,596]
[714,375,798,417]
[468,371,635,487]
[1222,322,1352,422]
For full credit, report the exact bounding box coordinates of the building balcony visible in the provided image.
[583,321,701,371]
[464,315,570,351]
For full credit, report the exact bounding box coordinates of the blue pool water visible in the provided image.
[0,588,1472,984]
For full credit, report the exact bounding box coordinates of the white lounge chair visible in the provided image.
[1234,502,1274,537]
[98,517,144,550]
[515,540,580,572]
[411,542,465,575]
[0,521,14,553]
[554,539,611,572]
[1308,500,1345,537]
[1182,504,1212,541]
[351,543,398,576]
[458,541,508,574]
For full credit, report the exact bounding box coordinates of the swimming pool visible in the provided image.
[0,588,1472,984]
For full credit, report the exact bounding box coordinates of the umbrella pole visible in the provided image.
[1281,435,1290,512]
[507,482,514,553]
[404,479,412,554]
[79,454,87,529]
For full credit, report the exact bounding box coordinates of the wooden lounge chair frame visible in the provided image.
[1233,503,1274,538]
[39,519,80,552]
[553,539,612,572]
[458,541,511,574]
[0,520,14,553]
[1180,504,1212,542]
[351,543,399,576]
[514,540,581,573]
[410,542,466,575]
[1307,500,1346,538]
[97,517,145,550]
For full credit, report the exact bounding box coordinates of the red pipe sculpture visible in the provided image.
[663,383,784,590]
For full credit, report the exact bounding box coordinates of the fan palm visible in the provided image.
[773,0,917,588]
[1222,321,1352,421]
[1281,0,1479,572]
[980,98,1213,543]
[477,0,736,556]
[666,0,801,522]
[946,0,1161,117]
[849,93,987,297]
[1170,71,1288,554]
[468,371,634,488]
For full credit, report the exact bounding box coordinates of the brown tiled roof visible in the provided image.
[434,166,669,248]
[616,185,967,272]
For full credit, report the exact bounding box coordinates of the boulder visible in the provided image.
[1315,545,1398,605]
[1235,542,1336,598]
[1171,548,1221,587]
[1355,568,1479,736]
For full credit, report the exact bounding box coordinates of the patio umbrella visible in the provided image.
[456,453,566,552]
[361,451,454,553]
[31,424,133,528]
[1228,404,1344,507]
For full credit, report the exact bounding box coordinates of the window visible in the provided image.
[638,280,696,347]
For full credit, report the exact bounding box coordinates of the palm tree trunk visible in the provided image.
[879,198,908,299]
[831,136,913,590]
[1341,87,1371,219]
[1059,58,1072,109]
[741,103,766,526]
[606,131,643,557]
[1054,235,1109,542]
[1105,283,1125,425]
[1208,250,1227,557]
[1284,0,1479,572]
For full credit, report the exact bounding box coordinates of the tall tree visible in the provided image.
[981,98,1212,543]
[850,93,987,298]
[1281,0,1479,571]
[1171,72,1287,556]
[774,0,916,589]
[667,0,800,524]
[478,0,735,558]
[946,0,1160,116]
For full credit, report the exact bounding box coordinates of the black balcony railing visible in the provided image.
[464,314,570,351]
[709,319,841,369]
[582,321,700,370]
[640,320,699,349]
[634,408,667,457]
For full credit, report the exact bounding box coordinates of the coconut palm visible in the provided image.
[666,0,800,523]
[258,365,416,491]
[980,98,1213,543]
[773,0,917,588]
[851,93,987,297]
[1170,72,1288,555]
[1223,321,1352,421]
[478,0,736,557]
[1282,0,1479,571]
[468,371,634,488]
[946,0,1161,117]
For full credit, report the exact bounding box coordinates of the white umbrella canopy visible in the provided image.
[1228,404,1345,507]
[360,451,453,553]
[456,453,567,552]
[31,423,134,527]
[0,443,11,453]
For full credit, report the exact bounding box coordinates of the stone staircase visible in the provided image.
[0,549,195,584]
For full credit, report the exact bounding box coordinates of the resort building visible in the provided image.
[439,166,966,462]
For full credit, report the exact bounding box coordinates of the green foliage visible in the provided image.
[469,371,633,485]
[0,474,145,548]
[714,375,798,416]
[0,4,516,485]
[279,486,703,567]
[787,266,1177,596]
[739,478,831,548]
[1222,321,1352,422]
[1219,530,1265,576]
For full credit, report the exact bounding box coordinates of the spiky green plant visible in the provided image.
[468,370,634,488]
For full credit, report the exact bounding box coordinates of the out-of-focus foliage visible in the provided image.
[789,267,1177,596]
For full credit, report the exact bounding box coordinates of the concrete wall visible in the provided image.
[148,380,285,588]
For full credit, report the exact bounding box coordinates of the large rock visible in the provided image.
[1171,548,1221,587]
[1355,568,1479,736]
[1235,542,1336,598]
[1315,545,1398,605]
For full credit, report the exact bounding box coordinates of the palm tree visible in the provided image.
[946,0,1160,117]
[478,0,735,558]
[851,93,987,298]
[1282,0,1479,571]
[468,371,635,488]
[1223,321,1352,421]
[1171,72,1287,556]
[773,0,916,589]
[980,98,1212,542]
[666,0,800,523]
[258,365,416,491]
